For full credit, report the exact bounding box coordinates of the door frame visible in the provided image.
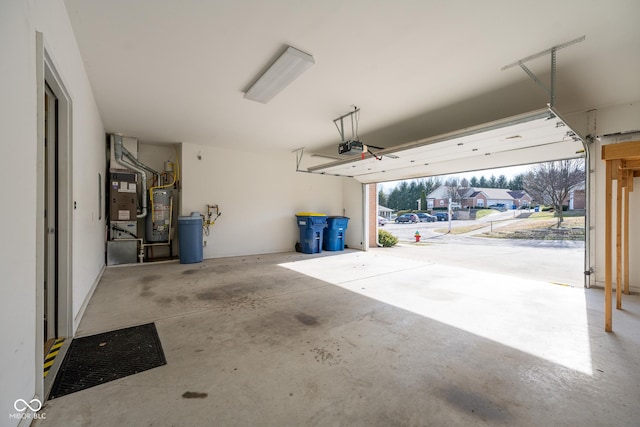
[36,32,73,398]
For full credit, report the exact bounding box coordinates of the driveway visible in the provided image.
[378,213,585,288]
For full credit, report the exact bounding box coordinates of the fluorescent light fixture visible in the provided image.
[244,46,315,103]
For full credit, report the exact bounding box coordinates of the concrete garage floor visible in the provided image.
[36,249,639,427]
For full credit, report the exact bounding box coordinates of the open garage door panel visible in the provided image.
[308,108,585,183]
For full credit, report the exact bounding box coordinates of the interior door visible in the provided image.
[44,85,58,351]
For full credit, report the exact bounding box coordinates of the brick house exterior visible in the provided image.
[568,182,586,210]
[427,186,532,209]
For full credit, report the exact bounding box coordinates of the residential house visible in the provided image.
[426,185,451,209]
[568,182,586,210]
[505,190,533,208]
[428,186,532,209]
[378,205,393,220]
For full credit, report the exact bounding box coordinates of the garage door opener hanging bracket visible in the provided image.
[334,107,386,160]
[501,36,585,108]
[293,147,349,177]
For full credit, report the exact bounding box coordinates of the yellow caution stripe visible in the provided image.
[43,338,65,378]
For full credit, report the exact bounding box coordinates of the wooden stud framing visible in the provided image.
[601,141,640,332]
[616,166,623,310]
[602,141,640,160]
[624,170,631,295]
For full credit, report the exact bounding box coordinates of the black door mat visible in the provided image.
[49,323,166,399]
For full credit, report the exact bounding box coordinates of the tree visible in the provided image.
[488,174,497,188]
[496,174,508,189]
[508,173,525,190]
[420,190,427,212]
[444,177,461,204]
[384,177,441,211]
[469,176,479,187]
[422,177,441,198]
[378,187,388,207]
[523,159,585,224]
[478,176,487,187]
[387,181,410,210]
[408,181,422,210]
[460,177,470,188]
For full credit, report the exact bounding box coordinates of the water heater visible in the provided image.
[146,189,172,242]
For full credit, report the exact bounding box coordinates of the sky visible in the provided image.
[378,164,532,192]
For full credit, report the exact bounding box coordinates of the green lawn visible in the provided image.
[434,224,487,234]
[433,214,585,240]
[479,216,585,240]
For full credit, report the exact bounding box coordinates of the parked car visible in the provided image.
[434,212,449,221]
[378,216,387,226]
[488,203,507,211]
[416,212,436,222]
[395,213,418,223]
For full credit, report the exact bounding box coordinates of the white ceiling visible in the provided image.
[64,1,640,163]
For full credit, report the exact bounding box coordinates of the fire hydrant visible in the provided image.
[415,231,421,242]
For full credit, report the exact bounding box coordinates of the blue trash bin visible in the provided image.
[323,216,349,251]
[295,213,327,254]
[178,212,203,264]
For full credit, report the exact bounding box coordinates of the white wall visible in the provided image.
[591,135,640,296]
[137,142,179,175]
[0,2,39,420]
[573,103,639,293]
[181,143,353,258]
[342,178,365,250]
[557,106,640,293]
[0,0,105,422]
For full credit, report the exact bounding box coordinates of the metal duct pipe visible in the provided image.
[122,149,161,184]
[113,133,161,180]
[117,136,162,191]
[113,133,148,218]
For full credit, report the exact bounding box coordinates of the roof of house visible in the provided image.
[481,188,523,200]
[426,186,451,199]
[507,190,526,199]
[428,186,530,200]
[571,181,586,191]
